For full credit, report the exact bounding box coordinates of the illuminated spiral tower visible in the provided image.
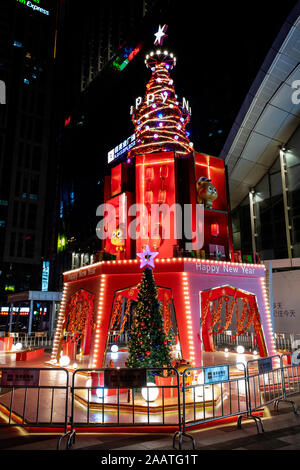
[129,47,193,157]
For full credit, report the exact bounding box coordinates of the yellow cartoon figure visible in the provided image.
[174,359,193,387]
[196,177,218,208]
[111,225,125,252]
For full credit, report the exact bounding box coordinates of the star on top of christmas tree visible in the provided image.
[137,244,159,269]
[154,24,168,46]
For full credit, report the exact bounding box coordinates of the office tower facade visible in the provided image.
[0,0,58,300]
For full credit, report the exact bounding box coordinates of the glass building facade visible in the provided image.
[232,125,300,261]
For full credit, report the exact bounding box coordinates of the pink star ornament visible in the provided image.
[137,245,159,269]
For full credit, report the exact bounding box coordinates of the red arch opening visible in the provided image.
[201,285,267,357]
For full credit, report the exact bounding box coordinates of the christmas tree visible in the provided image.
[128,47,193,158]
[127,266,172,369]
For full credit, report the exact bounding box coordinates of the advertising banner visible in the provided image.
[272,270,300,335]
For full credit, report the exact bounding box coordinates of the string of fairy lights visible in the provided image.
[129,50,193,157]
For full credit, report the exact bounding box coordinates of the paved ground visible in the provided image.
[1,352,299,463]
[0,394,299,455]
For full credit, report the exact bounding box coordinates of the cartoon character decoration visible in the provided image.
[173,359,193,387]
[196,177,218,208]
[111,224,126,252]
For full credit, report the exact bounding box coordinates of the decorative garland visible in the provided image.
[201,292,213,328]
[117,298,132,340]
[65,290,95,337]
[110,295,123,332]
[210,297,223,332]
[202,290,257,340]
[232,301,255,340]
[163,293,172,336]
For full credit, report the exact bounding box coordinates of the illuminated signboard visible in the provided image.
[16,0,50,16]
[42,261,50,291]
[108,134,136,164]
[57,234,67,253]
[204,365,229,384]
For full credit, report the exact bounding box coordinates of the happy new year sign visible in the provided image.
[188,260,265,278]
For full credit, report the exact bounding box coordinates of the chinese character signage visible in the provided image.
[204,365,229,384]
[107,134,136,164]
[272,271,300,334]
[258,357,273,374]
[1,368,40,387]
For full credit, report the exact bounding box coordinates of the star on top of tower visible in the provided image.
[154,24,168,46]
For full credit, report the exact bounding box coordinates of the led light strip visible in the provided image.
[63,257,264,273]
[259,277,276,356]
[91,275,106,368]
[182,272,196,365]
[50,283,69,361]
[132,139,191,154]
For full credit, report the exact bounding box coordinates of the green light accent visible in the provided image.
[5,285,15,292]
[57,234,68,253]
[119,59,129,71]
[112,56,122,70]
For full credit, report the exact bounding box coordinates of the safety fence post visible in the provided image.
[0,367,71,450]
[67,366,181,449]
[275,353,299,414]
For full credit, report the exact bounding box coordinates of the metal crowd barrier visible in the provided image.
[0,356,299,451]
[276,353,300,414]
[245,354,292,433]
[0,367,70,449]
[67,366,181,449]
[12,334,53,350]
[174,361,250,449]
[175,353,300,450]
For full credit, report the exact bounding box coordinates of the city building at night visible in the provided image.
[0,0,58,310]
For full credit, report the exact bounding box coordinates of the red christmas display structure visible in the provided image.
[51,26,276,371]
